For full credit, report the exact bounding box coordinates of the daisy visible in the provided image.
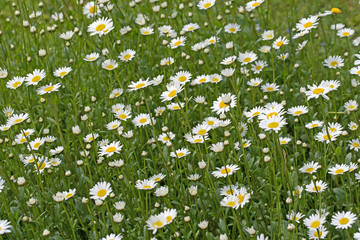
[87,17,114,36]
[158,25,174,36]
[221,68,235,77]
[63,189,76,200]
[140,27,154,35]
[238,51,258,65]
[305,180,328,193]
[115,109,132,121]
[197,0,216,10]
[0,220,11,235]
[160,82,183,102]
[261,30,275,40]
[323,55,344,69]
[296,15,319,31]
[106,120,121,130]
[321,80,340,90]
[151,75,164,85]
[212,164,239,178]
[151,173,166,182]
[170,148,191,158]
[287,105,308,116]
[59,31,75,40]
[299,161,321,174]
[286,211,305,223]
[203,117,221,129]
[210,74,222,83]
[173,71,192,84]
[26,69,46,86]
[0,68,8,79]
[170,36,186,49]
[146,214,167,234]
[128,78,151,91]
[304,213,326,229]
[247,78,263,87]
[328,164,349,175]
[98,141,123,157]
[220,185,239,196]
[109,88,123,98]
[161,209,177,225]
[101,233,123,240]
[132,113,155,127]
[221,56,237,65]
[259,45,271,53]
[136,179,157,190]
[2,107,14,117]
[184,134,208,144]
[154,106,166,115]
[350,66,360,76]
[251,60,267,74]
[235,187,251,208]
[305,84,331,100]
[210,93,237,115]
[158,132,175,143]
[246,0,265,12]
[53,67,72,78]
[315,131,338,143]
[221,195,240,209]
[326,122,343,134]
[83,2,101,18]
[261,83,280,92]
[7,113,29,126]
[167,102,184,110]
[35,157,51,173]
[279,137,291,145]
[245,106,264,119]
[349,139,360,151]
[89,181,112,200]
[84,52,100,62]
[224,23,241,34]
[297,40,308,51]
[273,36,289,49]
[278,53,289,61]
[331,211,357,229]
[182,23,200,32]
[349,122,358,131]
[118,49,136,62]
[102,59,118,70]
[160,57,175,66]
[307,226,328,239]
[337,28,354,38]
[6,76,25,89]
[259,115,287,133]
[83,133,99,143]
[36,83,61,95]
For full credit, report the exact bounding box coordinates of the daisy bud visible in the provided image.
[22,216,29,222]
[198,220,208,229]
[86,144,91,149]
[336,71,340,75]
[10,175,15,181]
[95,199,103,206]
[315,33,319,38]
[198,160,207,169]
[204,48,210,54]
[185,206,190,211]
[263,95,268,100]
[286,197,292,204]
[38,117,43,123]
[77,160,83,166]
[300,87,306,93]
[154,202,160,208]
[72,125,81,134]
[220,113,227,119]
[28,198,37,206]
[30,26,36,32]
[224,131,231,137]
[84,106,91,112]
[162,40,168,45]
[215,234,227,240]
[342,131,348,136]
[171,12,178,18]
[179,3,184,9]
[264,156,271,162]
[294,63,300,68]
[129,1,135,6]
[166,142,172,147]
[204,22,208,26]
[184,216,190,222]
[110,192,115,198]
[118,174,124,180]
[249,13,255,18]
[186,55,190,59]
[188,2,193,7]
[294,118,299,123]
[302,143,307,148]
[65,170,71,176]
[97,158,103,164]
[81,114,88,121]
[174,232,180,237]
[344,52,348,56]
[39,49,46,57]
[102,48,109,56]
[43,128,49,134]
[42,229,50,237]
[17,177,26,186]
[188,12,192,17]
[287,223,295,231]
[224,140,229,145]
[259,133,266,140]
[217,15,222,20]
[160,2,167,8]
[160,14,166,18]
[245,227,256,235]
[312,175,317,180]
[141,151,148,157]
[226,41,233,49]
[280,91,284,95]
[113,213,124,223]
[357,159,360,163]
[262,148,269,154]
[91,96,96,102]
[4,138,8,143]
[225,9,230,13]
[23,20,29,27]
[296,140,302,145]
[198,60,204,65]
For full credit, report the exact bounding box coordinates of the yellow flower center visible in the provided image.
[166,216,172,223]
[136,83,145,88]
[252,111,260,116]
[178,76,187,82]
[343,32,350,36]
[97,189,107,197]
[276,41,284,47]
[226,189,234,195]
[313,88,324,94]
[65,193,73,198]
[335,169,344,174]
[268,122,279,129]
[123,54,131,60]
[229,28,236,32]
[331,8,341,13]
[339,217,349,225]
[34,142,41,148]
[154,178,161,182]
[266,87,274,91]
[311,221,321,228]
[304,22,313,28]
[353,143,359,147]
[243,57,251,62]
[59,71,67,76]
[330,61,338,67]
[198,129,207,135]
[323,134,332,140]
[143,185,152,189]
[106,147,116,152]
[203,2,212,8]
[38,162,46,170]
[220,168,231,174]
[219,101,229,108]
[168,90,177,97]
[153,221,163,228]
[44,86,54,92]
[305,167,314,173]
[118,114,127,119]
[237,194,244,203]
[256,65,262,71]
[13,82,21,88]
[32,76,41,82]
[96,24,106,31]
[139,118,147,123]
[172,106,180,110]
[252,2,260,7]
[14,118,23,123]
[194,139,203,143]
[177,152,185,157]
[143,31,150,35]
[312,186,321,192]
[294,111,302,115]
[199,78,207,83]
[174,41,182,46]
[163,136,169,141]
[314,231,322,237]
[226,201,236,207]
[89,6,97,13]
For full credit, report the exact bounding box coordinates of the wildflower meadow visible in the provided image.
[2,0,360,239]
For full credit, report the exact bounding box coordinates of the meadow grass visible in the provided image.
[1,0,360,239]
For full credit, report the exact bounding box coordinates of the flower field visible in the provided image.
[1,0,360,239]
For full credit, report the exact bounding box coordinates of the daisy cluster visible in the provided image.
[1,0,360,239]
